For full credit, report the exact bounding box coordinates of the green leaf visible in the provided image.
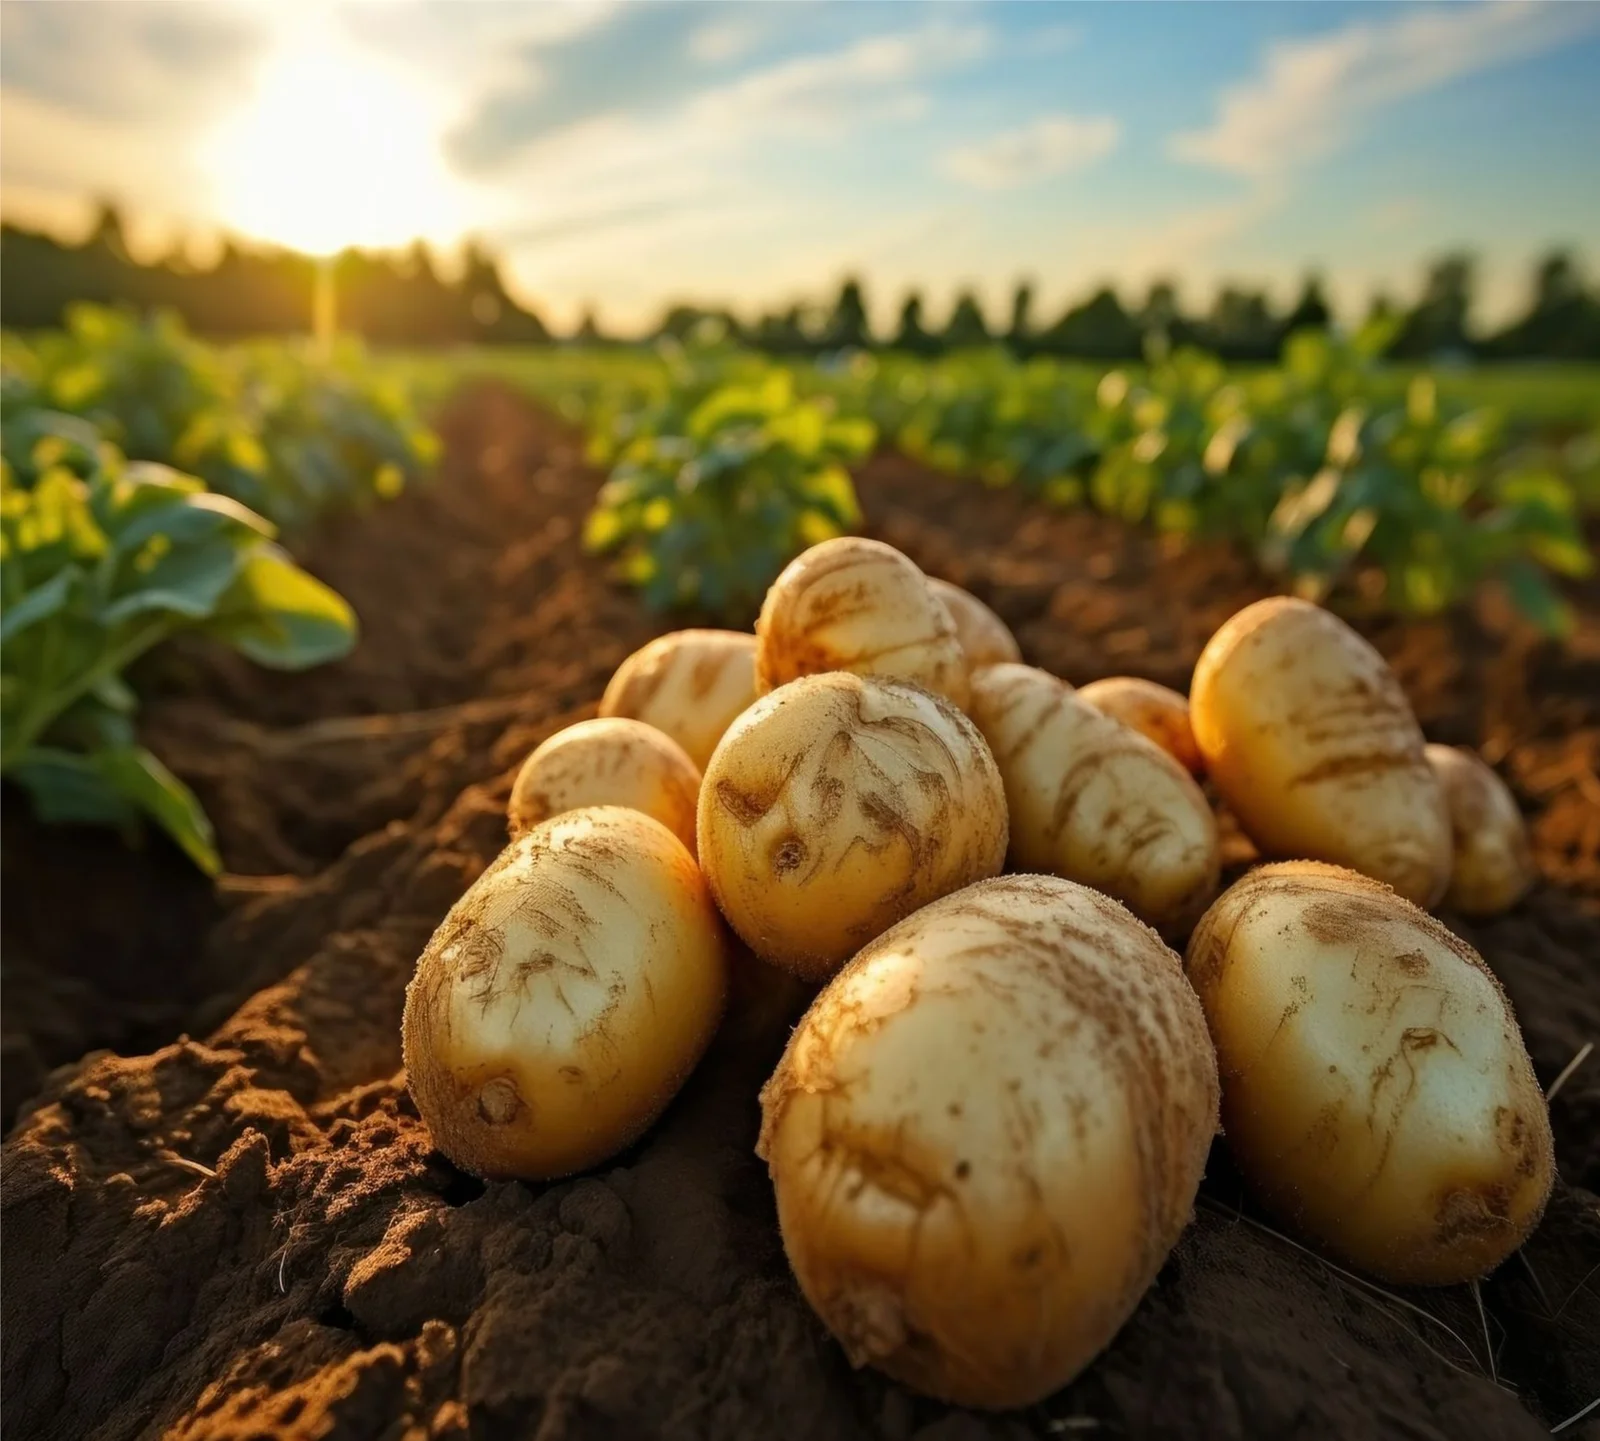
[97,744,221,874]
[0,564,77,643]
[1501,561,1573,638]
[101,540,245,623]
[204,545,357,668]
[8,747,135,826]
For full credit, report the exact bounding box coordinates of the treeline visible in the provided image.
[3,201,1596,362]
[676,252,1600,363]
[0,203,550,344]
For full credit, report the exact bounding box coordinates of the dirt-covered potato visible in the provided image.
[755,537,969,708]
[969,663,1219,934]
[1185,862,1554,1285]
[698,672,1007,980]
[1425,745,1536,916]
[759,875,1219,1408]
[1077,676,1203,776]
[403,807,729,1180]
[508,718,701,854]
[927,577,1021,668]
[1190,597,1451,907]
[599,629,758,771]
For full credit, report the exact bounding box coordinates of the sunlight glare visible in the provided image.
[207,29,460,255]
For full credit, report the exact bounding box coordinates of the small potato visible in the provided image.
[1077,676,1203,776]
[508,718,702,854]
[1185,862,1554,1285]
[599,629,758,771]
[759,875,1219,1408]
[927,577,1021,668]
[1425,745,1536,916]
[698,672,1007,980]
[969,663,1219,934]
[403,807,729,1180]
[1190,597,1451,907]
[756,537,969,708]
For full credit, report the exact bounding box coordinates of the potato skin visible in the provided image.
[969,663,1219,935]
[927,577,1021,668]
[508,717,702,855]
[756,537,969,708]
[1185,862,1553,1285]
[403,808,729,1180]
[698,672,1007,980]
[599,629,757,771]
[1190,597,1451,907]
[1425,745,1536,916]
[759,875,1219,1408]
[1077,677,1203,776]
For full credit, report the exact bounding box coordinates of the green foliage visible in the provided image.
[1,419,357,871]
[583,367,873,619]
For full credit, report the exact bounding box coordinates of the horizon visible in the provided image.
[3,0,1598,331]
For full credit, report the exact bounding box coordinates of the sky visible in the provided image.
[1,0,1597,332]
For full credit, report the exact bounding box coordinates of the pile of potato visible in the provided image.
[403,536,1554,1410]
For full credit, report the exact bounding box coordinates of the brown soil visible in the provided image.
[4,387,1598,1441]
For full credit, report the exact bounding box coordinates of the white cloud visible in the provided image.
[688,18,760,66]
[943,113,1119,190]
[1173,0,1600,176]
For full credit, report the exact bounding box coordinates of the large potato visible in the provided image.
[1190,597,1451,906]
[403,808,729,1179]
[1077,676,1203,776]
[508,717,701,855]
[1185,862,1554,1285]
[969,663,1219,934]
[927,577,1021,668]
[759,875,1219,1408]
[599,629,757,771]
[1425,744,1536,916]
[756,537,969,708]
[698,672,1007,980]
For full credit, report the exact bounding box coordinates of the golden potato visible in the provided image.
[1425,744,1536,916]
[698,672,1007,979]
[927,577,1021,668]
[1185,862,1553,1285]
[508,717,701,854]
[599,629,758,771]
[969,663,1219,934]
[403,808,729,1179]
[756,537,969,707]
[1190,597,1451,906]
[1077,676,1203,776]
[760,875,1219,1408]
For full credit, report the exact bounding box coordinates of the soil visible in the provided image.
[4,385,1598,1441]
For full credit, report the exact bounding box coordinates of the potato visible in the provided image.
[1185,862,1554,1285]
[403,807,729,1179]
[756,537,969,708]
[759,875,1219,1408]
[1190,597,1451,907]
[508,718,702,855]
[599,629,758,771]
[969,663,1219,934]
[927,577,1021,668]
[1425,744,1536,916]
[1077,676,1203,776]
[698,672,1007,980]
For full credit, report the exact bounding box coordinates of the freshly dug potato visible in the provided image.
[508,718,702,854]
[969,663,1219,934]
[927,577,1021,668]
[1185,862,1554,1285]
[759,875,1219,1408]
[599,629,758,771]
[403,807,729,1180]
[1425,745,1536,916]
[698,672,1007,980]
[756,537,969,708]
[1077,676,1203,776]
[1190,597,1451,907]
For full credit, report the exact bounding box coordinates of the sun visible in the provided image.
[206,27,461,255]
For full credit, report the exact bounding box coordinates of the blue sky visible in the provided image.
[1,0,1596,330]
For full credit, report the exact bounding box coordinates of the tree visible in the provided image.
[1138,279,1187,355]
[1006,281,1035,356]
[1484,250,1600,360]
[1202,285,1281,362]
[1036,287,1141,360]
[1391,253,1475,359]
[892,291,939,356]
[821,276,870,350]
[1283,274,1332,337]
[942,289,990,350]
